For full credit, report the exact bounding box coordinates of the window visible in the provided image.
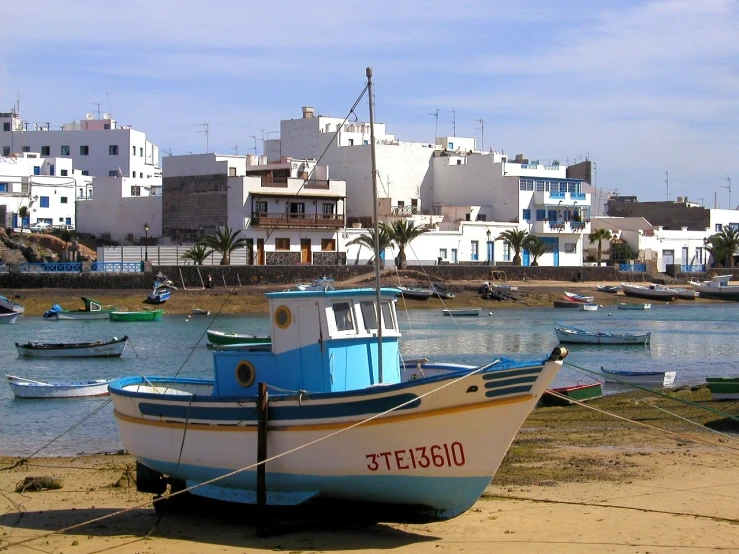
[321,238,335,251]
[229,167,236,176]
[448,142,454,149]
[60,197,68,204]
[548,209,558,221]
[132,146,136,156]
[696,246,703,264]
[439,248,447,260]
[60,169,68,176]
[730,223,739,230]
[130,185,141,196]
[2,122,9,131]
[360,301,377,330]
[289,202,305,218]
[22,146,30,152]
[41,146,50,156]
[2,147,9,156]
[333,302,355,332]
[80,145,89,155]
[49,164,55,175]
[81,170,89,176]
[471,240,479,261]
[519,179,534,191]
[33,166,40,175]
[536,209,546,221]
[476,214,487,221]
[109,145,119,155]
[348,139,354,145]
[66,217,72,225]
[132,171,136,178]
[0,183,7,192]
[104,123,110,130]
[456,159,462,165]
[60,145,70,155]
[565,243,577,253]
[503,243,511,261]
[256,201,268,214]
[381,301,394,330]
[716,223,723,232]
[275,238,290,250]
[139,147,143,157]
[40,196,49,208]
[109,170,118,177]
[322,203,334,215]
[522,209,531,221]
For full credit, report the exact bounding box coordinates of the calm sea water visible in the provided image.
[1,303,737,457]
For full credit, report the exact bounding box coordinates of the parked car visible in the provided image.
[29,222,51,233]
[52,224,76,231]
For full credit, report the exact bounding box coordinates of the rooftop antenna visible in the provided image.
[106,92,113,119]
[248,135,258,154]
[665,171,669,201]
[164,143,173,156]
[428,109,439,140]
[231,145,239,155]
[475,118,484,152]
[721,176,732,210]
[449,110,456,137]
[91,102,101,119]
[197,122,210,153]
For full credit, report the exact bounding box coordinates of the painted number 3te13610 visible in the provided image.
[366,442,466,471]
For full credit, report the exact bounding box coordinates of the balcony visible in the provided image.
[251,212,345,229]
[530,220,590,234]
[532,191,591,206]
[390,205,419,216]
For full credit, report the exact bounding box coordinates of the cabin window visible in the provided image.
[333,302,355,332]
[360,301,377,330]
[381,301,395,330]
[235,361,256,387]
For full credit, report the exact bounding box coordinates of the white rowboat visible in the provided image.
[554,324,651,345]
[15,336,128,358]
[0,312,20,324]
[598,367,676,388]
[7,375,111,398]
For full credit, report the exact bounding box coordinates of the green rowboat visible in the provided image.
[539,382,603,407]
[110,310,164,322]
[206,329,271,346]
[706,377,739,400]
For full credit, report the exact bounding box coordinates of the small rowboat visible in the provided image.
[15,336,129,358]
[599,366,676,388]
[564,291,594,303]
[43,297,118,320]
[191,309,211,315]
[441,308,481,317]
[553,299,582,308]
[705,377,739,400]
[398,286,433,300]
[580,303,599,311]
[110,310,163,322]
[554,324,651,345]
[540,382,603,406]
[146,287,171,304]
[7,375,110,398]
[617,302,651,310]
[0,294,25,314]
[596,285,620,294]
[0,312,20,324]
[206,329,271,346]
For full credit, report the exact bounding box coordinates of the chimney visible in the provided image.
[302,106,315,119]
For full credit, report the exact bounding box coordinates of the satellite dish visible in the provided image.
[85,113,93,120]
[103,113,111,120]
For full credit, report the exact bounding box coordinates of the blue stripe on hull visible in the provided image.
[140,457,491,521]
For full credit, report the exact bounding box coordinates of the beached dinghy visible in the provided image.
[598,366,676,388]
[539,382,603,406]
[206,329,271,346]
[15,336,128,358]
[110,310,163,322]
[0,294,25,314]
[0,312,20,324]
[705,377,739,400]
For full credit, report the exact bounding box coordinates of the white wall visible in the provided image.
[77,185,161,243]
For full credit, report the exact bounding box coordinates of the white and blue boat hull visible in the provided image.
[109,353,564,521]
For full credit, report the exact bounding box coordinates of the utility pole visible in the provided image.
[449,110,456,137]
[475,118,484,152]
[721,176,732,210]
[665,171,669,201]
[197,122,210,153]
[428,109,439,140]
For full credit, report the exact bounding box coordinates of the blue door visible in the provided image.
[523,249,530,266]
[487,241,494,263]
[541,237,559,267]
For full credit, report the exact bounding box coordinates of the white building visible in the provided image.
[162,153,346,264]
[0,152,92,229]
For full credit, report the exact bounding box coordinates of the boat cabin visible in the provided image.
[212,288,403,396]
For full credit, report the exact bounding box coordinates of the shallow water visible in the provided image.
[1,302,736,456]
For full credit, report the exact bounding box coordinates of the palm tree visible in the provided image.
[200,226,248,265]
[525,235,547,266]
[17,206,28,234]
[181,244,213,265]
[497,229,530,266]
[588,228,613,263]
[347,227,393,269]
[381,220,427,269]
[705,226,739,268]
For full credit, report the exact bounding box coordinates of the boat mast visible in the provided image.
[366,66,383,383]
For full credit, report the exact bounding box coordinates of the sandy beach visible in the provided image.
[1,387,738,553]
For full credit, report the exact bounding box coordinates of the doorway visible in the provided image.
[301,239,311,264]
[257,239,265,265]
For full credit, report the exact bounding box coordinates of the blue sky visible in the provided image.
[2,0,737,207]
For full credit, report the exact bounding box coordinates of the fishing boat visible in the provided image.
[146,287,171,304]
[296,277,335,292]
[596,284,620,294]
[553,299,582,308]
[705,377,739,400]
[564,291,594,303]
[110,310,164,322]
[598,366,676,388]
[441,308,481,317]
[107,69,567,523]
[689,275,739,301]
[580,303,599,311]
[0,312,20,324]
[206,329,271,346]
[398,285,433,300]
[0,294,25,314]
[617,302,651,310]
[539,382,603,407]
[6,375,110,398]
[15,336,129,358]
[673,288,697,300]
[620,283,678,301]
[191,309,211,316]
[554,324,651,345]
[43,297,118,320]
[430,283,456,299]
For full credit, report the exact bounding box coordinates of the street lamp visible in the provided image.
[144,222,149,261]
[486,229,492,263]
